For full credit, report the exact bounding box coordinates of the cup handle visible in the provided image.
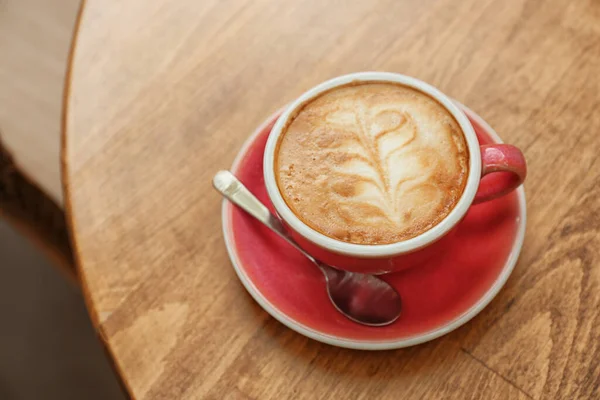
[474,144,527,204]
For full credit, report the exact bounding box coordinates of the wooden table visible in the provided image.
[63,0,600,398]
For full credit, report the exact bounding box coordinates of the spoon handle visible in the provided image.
[213,170,315,262]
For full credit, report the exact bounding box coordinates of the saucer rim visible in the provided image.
[221,103,527,350]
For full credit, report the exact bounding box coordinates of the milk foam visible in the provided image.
[275,82,469,245]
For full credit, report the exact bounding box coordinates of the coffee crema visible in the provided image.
[275,82,469,245]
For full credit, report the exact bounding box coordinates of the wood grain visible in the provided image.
[63,0,600,398]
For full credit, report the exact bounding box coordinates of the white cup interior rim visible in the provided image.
[263,72,482,258]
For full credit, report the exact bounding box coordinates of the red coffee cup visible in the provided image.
[263,72,526,274]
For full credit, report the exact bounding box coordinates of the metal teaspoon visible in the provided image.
[213,170,402,327]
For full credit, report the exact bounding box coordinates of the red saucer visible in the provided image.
[222,104,525,349]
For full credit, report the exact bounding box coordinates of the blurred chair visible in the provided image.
[0,0,81,282]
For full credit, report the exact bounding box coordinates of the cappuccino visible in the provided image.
[275,82,469,245]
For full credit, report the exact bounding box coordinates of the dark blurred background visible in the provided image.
[0,221,126,399]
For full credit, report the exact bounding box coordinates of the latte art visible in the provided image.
[275,82,469,245]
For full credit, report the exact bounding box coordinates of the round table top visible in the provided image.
[63,1,600,399]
